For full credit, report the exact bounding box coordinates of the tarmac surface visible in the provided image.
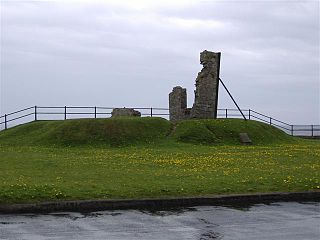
[0,201,319,240]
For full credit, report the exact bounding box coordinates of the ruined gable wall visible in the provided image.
[190,50,221,119]
[169,50,221,121]
[169,86,187,121]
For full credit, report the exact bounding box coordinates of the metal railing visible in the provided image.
[0,106,319,137]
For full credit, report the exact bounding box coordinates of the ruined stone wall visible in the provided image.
[190,50,221,119]
[111,108,141,117]
[168,50,221,121]
[169,86,188,121]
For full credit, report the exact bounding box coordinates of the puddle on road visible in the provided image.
[200,230,223,240]
[0,221,25,225]
[140,206,197,216]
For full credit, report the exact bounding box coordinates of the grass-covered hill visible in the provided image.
[0,117,297,146]
[0,117,171,146]
[0,117,319,204]
[171,118,295,145]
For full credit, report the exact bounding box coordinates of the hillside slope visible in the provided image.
[0,117,171,146]
[172,119,296,145]
[0,117,299,146]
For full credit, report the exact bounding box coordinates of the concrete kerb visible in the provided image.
[0,191,319,214]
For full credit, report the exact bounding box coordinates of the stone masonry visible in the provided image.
[169,50,221,121]
[191,50,221,119]
[111,108,141,117]
[169,86,190,121]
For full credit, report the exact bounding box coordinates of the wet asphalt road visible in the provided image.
[0,202,319,240]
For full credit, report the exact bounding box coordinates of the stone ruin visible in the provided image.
[169,50,221,121]
[111,108,141,117]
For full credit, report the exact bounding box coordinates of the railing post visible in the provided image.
[94,106,97,119]
[311,125,314,137]
[151,107,153,117]
[248,109,251,120]
[225,109,228,118]
[269,117,272,125]
[291,125,293,136]
[64,106,67,120]
[4,114,7,130]
[34,106,37,121]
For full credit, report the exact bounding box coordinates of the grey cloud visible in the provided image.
[1,0,319,125]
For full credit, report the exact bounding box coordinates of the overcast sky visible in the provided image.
[1,0,319,124]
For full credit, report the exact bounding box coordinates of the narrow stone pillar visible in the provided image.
[191,50,221,119]
[169,86,187,121]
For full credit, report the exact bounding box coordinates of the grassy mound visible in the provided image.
[172,119,295,145]
[0,117,298,146]
[0,117,171,146]
[0,118,318,204]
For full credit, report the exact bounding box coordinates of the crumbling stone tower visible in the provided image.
[169,50,221,121]
[169,86,189,121]
[190,50,221,119]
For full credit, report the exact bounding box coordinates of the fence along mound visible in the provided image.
[0,106,319,137]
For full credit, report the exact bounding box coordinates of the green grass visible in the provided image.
[0,117,319,204]
[172,119,295,145]
[0,117,171,146]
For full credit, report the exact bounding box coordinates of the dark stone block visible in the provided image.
[239,133,252,144]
